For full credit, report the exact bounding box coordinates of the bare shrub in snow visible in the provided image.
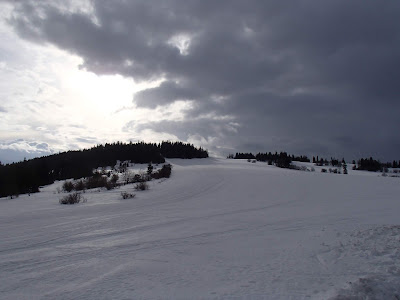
[288,165,308,172]
[110,174,119,185]
[86,174,108,189]
[123,170,135,184]
[321,168,327,173]
[62,181,74,193]
[121,191,136,199]
[135,182,149,191]
[61,174,119,192]
[74,179,86,191]
[59,192,86,205]
[152,164,172,179]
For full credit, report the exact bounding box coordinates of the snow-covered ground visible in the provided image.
[1,158,400,299]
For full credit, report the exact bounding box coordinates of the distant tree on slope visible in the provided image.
[343,161,348,174]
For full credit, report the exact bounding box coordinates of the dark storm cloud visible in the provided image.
[7,0,400,160]
[133,80,204,108]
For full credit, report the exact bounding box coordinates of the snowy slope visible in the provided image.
[1,158,400,299]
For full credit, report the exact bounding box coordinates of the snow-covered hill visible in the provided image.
[1,158,399,299]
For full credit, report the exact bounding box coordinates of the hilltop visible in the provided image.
[0,141,208,198]
[1,158,399,298]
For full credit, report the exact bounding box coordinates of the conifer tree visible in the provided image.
[147,163,153,176]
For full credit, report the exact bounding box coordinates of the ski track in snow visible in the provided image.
[1,158,400,299]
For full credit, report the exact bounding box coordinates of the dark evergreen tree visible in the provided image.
[234,153,255,159]
[255,151,307,169]
[343,161,348,174]
[159,141,208,158]
[357,157,382,172]
[330,158,339,166]
[147,163,153,176]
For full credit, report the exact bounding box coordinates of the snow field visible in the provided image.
[1,158,400,299]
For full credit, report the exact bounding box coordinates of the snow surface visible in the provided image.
[1,158,400,299]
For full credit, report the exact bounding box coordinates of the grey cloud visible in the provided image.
[0,139,53,163]
[68,124,87,129]
[133,118,238,142]
[133,80,204,108]
[0,106,7,112]
[28,142,50,151]
[75,137,99,144]
[7,0,400,160]
[0,149,30,164]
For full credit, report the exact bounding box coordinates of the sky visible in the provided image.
[1,0,400,164]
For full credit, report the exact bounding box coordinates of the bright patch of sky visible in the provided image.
[167,33,192,56]
[0,3,182,162]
